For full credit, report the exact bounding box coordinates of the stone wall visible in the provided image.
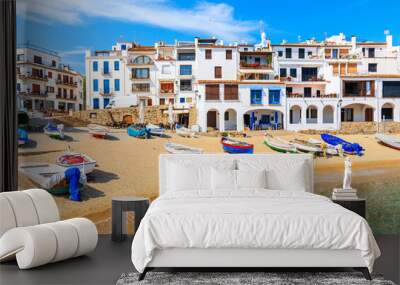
[71,106,197,127]
[188,107,197,127]
[340,122,400,134]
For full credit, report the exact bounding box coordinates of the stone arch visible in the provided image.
[132,55,152,64]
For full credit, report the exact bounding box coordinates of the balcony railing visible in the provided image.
[18,91,47,97]
[19,72,48,82]
[160,88,174,94]
[240,62,273,69]
[343,92,374,97]
[132,87,150,93]
[99,89,113,96]
[286,93,338,98]
[56,94,77,100]
[56,79,78,87]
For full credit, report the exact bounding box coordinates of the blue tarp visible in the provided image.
[65,167,81,201]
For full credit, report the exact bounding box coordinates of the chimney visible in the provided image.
[351,35,357,51]
[386,34,393,49]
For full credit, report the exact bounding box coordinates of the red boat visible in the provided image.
[221,137,254,154]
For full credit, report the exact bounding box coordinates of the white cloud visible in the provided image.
[17,0,258,42]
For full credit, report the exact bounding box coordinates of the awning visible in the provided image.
[268,86,283,91]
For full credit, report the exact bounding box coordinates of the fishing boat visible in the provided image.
[127,125,151,139]
[56,152,97,174]
[321,134,364,155]
[221,137,254,154]
[88,124,108,139]
[176,126,195,138]
[146,123,165,137]
[18,162,68,189]
[264,135,297,153]
[164,142,203,154]
[375,133,400,150]
[291,139,322,153]
[18,128,29,146]
[44,123,64,139]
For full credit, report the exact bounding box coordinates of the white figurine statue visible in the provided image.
[343,157,352,190]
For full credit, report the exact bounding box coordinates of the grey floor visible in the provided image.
[1,235,399,285]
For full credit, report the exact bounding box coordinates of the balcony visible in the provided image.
[240,62,273,69]
[160,83,174,95]
[56,94,77,101]
[240,73,272,81]
[56,79,78,87]
[286,93,338,98]
[18,90,47,97]
[18,72,48,82]
[132,86,150,93]
[101,69,111,76]
[99,89,114,96]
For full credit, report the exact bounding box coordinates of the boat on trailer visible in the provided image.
[221,137,254,154]
[88,124,108,139]
[127,125,151,139]
[56,152,97,174]
[375,133,400,151]
[264,135,297,153]
[321,134,364,155]
[44,123,64,139]
[164,142,203,154]
[146,124,165,137]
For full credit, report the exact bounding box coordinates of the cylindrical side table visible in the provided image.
[112,196,149,242]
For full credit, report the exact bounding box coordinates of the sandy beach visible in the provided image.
[18,126,400,234]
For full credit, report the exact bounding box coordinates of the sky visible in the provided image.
[17,0,400,74]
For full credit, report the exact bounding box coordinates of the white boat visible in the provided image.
[146,123,165,137]
[88,124,108,138]
[291,139,322,153]
[18,162,67,189]
[164,142,203,154]
[297,138,338,156]
[375,133,400,151]
[176,126,195,138]
[44,123,64,139]
[56,152,97,174]
[264,135,297,153]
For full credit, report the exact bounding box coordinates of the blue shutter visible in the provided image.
[93,61,98,71]
[268,90,280,105]
[93,98,99,109]
[179,97,185,103]
[103,98,110,108]
[114,79,120,91]
[103,79,110,94]
[114,61,119,71]
[121,44,126,50]
[103,61,109,74]
[93,79,98,91]
[250,90,262,105]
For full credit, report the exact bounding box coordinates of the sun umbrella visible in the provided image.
[139,100,145,124]
[168,102,174,126]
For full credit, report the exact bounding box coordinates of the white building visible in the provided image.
[85,32,400,132]
[17,44,84,112]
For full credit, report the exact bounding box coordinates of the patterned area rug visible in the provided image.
[116,272,395,285]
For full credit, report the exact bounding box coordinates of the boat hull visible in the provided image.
[127,126,151,139]
[164,142,203,154]
[375,134,400,151]
[263,141,296,153]
[56,153,97,174]
[221,138,254,154]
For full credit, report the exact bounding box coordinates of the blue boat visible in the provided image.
[221,137,254,154]
[127,125,151,139]
[18,128,29,145]
[320,134,364,156]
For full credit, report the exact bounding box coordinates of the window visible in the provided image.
[160,82,174,93]
[382,108,393,120]
[368,63,377,72]
[33,55,42,64]
[280,68,287,77]
[205,49,212,59]
[93,98,99,109]
[103,79,110,94]
[133,56,152,64]
[224,112,229,121]
[301,67,318,81]
[132,83,150,92]
[285,48,292,58]
[161,65,171,74]
[214,66,222,78]
[269,90,280,104]
[290,68,297,78]
[132,68,149,79]
[205,84,220,100]
[121,44,126,50]
[103,61,109,74]
[178,53,195,61]
[51,60,56,67]
[46,86,54,93]
[304,87,312,97]
[332,49,338,59]
[70,90,74,99]
[180,80,192,91]
[250,89,262,104]
[114,61,119,71]
[93,61,98,72]
[104,98,110,108]
[180,65,192,75]
[17,54,24,61]
[16,83,20,92]
[226,50,232,60]
[286,87,293,95]
[224,84,238,100]
[58,88,62,96]
[48,71,52,78]
[114,79,120,91]
[383,81,400,98]
[307,51,313,57]
[307,108,318,119]
[63,88,67,97]
[159,98,166,105]
[93,79,98,91]
[298,48,305,59]
[368,48,375,58]
[278,50,283,57]
[179,98,185,103]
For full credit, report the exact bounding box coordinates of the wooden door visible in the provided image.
[207,111,217,128]
[365,108,373,122]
